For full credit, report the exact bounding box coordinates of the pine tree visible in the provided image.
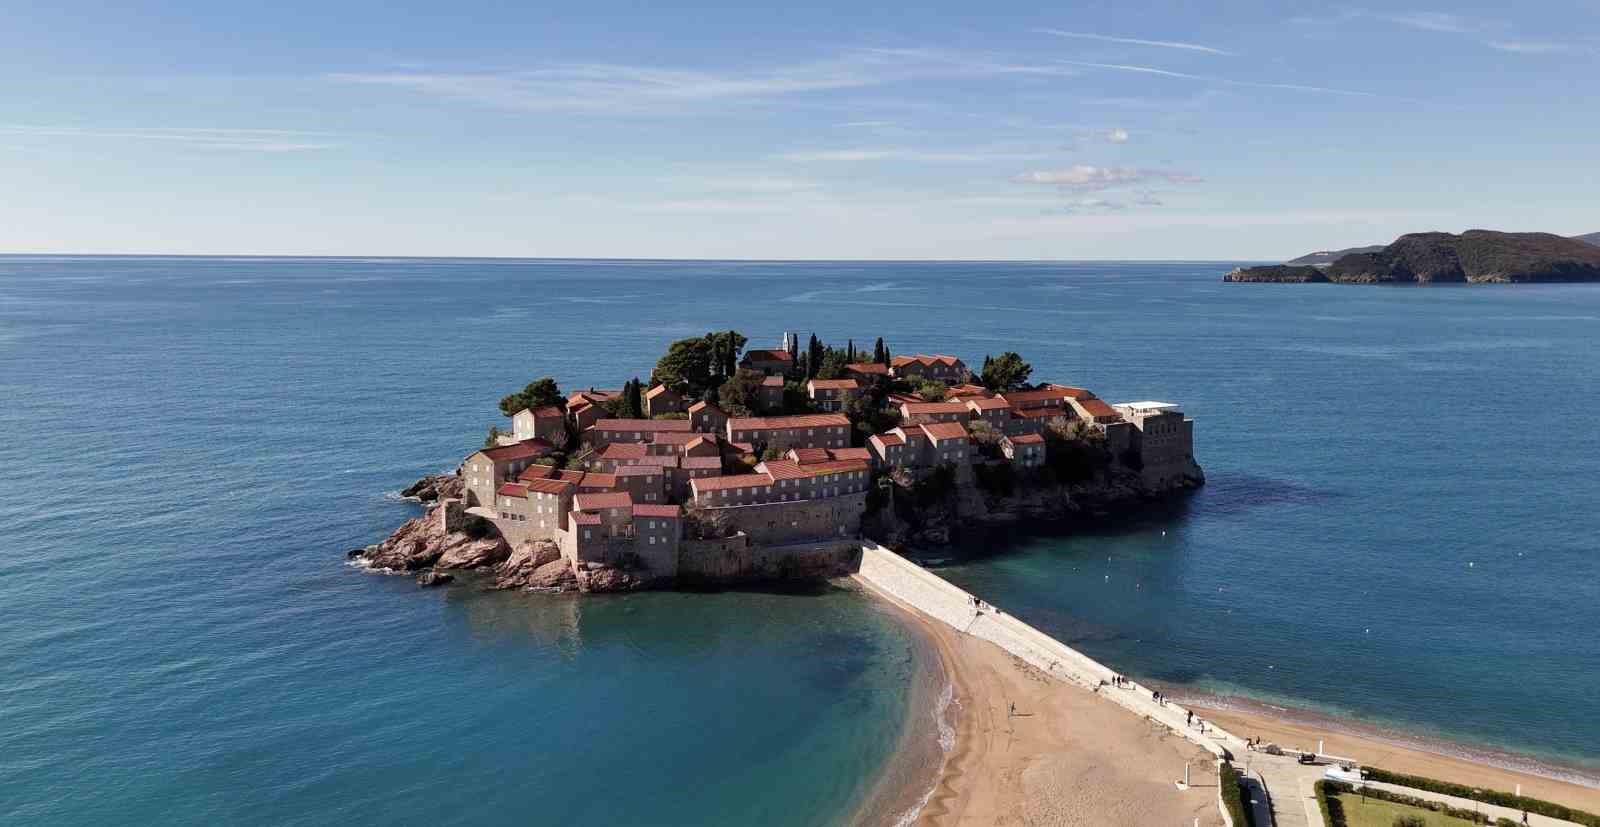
[725,329,738,377]
[806,334,823,380]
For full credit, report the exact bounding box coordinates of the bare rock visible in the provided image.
[434,533,512,570]
[576,564,644,594]
[399,474,464,503]
[416,571,454,588]
[492,542,571,590]
[355,504,507,572]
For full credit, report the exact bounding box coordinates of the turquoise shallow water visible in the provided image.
[3,256,1599,822]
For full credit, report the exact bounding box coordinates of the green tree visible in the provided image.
[715,369,765,417]
[498,376,563,416]
[846,339,856,363]
[916,379,949,402]
[484,424,507,447]
[872,337,886,364]
[625,378,644,418]
[980,351,1033,391]
[652,338,714,394]
[881,341,892,367]
[816,348,849,380]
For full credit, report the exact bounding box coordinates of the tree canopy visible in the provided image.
[715,369,766,416]
[498,377,563,417]
[980,352,1033,392]
[652,331,748,397]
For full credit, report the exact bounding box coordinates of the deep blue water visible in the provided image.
[3,257,1598,822]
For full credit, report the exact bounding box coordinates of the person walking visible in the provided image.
[1186,710,1193,726]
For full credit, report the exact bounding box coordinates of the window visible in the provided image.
[648,536,656,545]
[583,529,592,540]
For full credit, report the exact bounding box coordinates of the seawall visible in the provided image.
[853,542,1236,761]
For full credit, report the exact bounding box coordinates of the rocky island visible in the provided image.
[351,332,1202,593]
[1226,229,1600,284]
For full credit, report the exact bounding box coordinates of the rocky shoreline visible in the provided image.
[349,474,645,593]
[352,463,1202,593]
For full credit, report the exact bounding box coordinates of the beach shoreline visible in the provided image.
[1177,692,1600,811]
[854,578,1222,826]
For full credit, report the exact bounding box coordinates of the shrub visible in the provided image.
[1393,816,1427,827]
[1219,763,1254,827]
[1361,768,1600,827]
[974,461,1015,495]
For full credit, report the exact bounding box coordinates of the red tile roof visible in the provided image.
[575,472,618,489]
[518,464,558,482]
[760,375,785,388]
[591,419,695,432]
[1005,432,1046,445]
[761,458,870,479]
[687,400,723,414]
[892,354,964,368]
[571,511,601,525]
[600,442,648,459]
[636,455,679,468]
[871,432,905,447]
[574,492,633,511]
[644,384,676,399]
[633,504,681,518]
[1076,398,1120,419]
[526,477,576,495]
[743,349,793,363]
[919,422,971,442]
[679,456,722,470]
[652,431,706,445]
[615,464,665,477]
[728,413,850,431]
[965,397,1010,411]
[476,439,554,461]
[901,401,970,415]
[846,362,889,375]
[788,447,832,464]
[999,388,1073,405]
[1043,384,1096,400]
[1013,407,1064,419]
[691,473,774,492]
[807,378,859,390]
[829,447,873,461]
[497,482,528,497]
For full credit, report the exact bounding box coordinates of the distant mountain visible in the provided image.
[1228,230,1600,284]
[1575,232,1600,247]
[1285,245,1385,266]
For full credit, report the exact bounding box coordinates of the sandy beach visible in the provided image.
[1187,702,1600,814]
[864,586,1223,827]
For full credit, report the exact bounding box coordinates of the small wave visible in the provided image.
[891,679,960,827]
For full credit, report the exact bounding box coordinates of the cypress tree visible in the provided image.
[881,342,891,368]
[846,339,855,364]
[627,378,644,418]
[725,329,738,377]
[872,337,884,364]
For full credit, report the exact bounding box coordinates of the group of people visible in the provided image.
[1151,689,1169,706]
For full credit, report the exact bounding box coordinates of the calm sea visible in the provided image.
[2,257,1598,823]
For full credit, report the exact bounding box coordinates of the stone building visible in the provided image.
[1069,397,1124,426]
[806,378,860,412]
[899,400,970,425]
[726,413,851,454]
[740,349,794,375]
[1000,432,1046,469]
[688,400,728,434]
[965,396,1012,431]
[511,405,567,445]
[584,418,695,448]
[1114,401,1199,488]
[890,354,970,383]
[643,384,686,417]
[758,375,785,412]
[462,440,553,511]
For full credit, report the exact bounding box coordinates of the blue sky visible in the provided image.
[3,1,1597,259]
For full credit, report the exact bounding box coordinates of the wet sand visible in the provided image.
[1188,702,1600,814]
[862,585,1223,826]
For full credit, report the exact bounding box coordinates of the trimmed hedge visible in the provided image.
[1317,780,1346,827]
[1219,762,1255,827]
[1363,767,1600,827]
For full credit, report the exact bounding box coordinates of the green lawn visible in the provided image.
[1331,794,1483,827]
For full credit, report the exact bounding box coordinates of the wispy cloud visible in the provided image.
[1486,40,1569,53]
[837,120,897,128]
[1012,165,1201,190]
[0,125,334,151]
[1036,28,1235,56]
[1378,11,1477,34]
[1105,127,1130,143]
[778,147,1050,163]
[1058,60,1383,97]
[331,49,1079,114]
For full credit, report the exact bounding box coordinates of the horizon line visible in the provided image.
[0,251,1272,264]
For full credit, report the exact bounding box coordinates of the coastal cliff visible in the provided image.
[864,457,1202,548]
[1227,230,1600,284]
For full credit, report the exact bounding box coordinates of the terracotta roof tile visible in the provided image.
[1005,432,1046,445]
[591,418,695,432]
[728,413,850,430]
[919,422,970,441]
[600,442,649,459]
[574,492,633,511]
[477,439,553,461]
[743,349,793,363]
[901,401,970,415]
[807,378,859,390]
[497,482,528,497]
[691,473,774,492]
[570,511,601,525]
[632,504,681,518]
[525,477,576,495]
[965,397,1010,411]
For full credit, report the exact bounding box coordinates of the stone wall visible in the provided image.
[707,491,868,546]
[678,534,858,582]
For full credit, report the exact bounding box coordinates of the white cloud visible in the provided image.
[1378,12,1477,34]
[837,120,897,128]
[0,125,334,151]
[1486,40,1568,53]
[778,147,1050,162]
[1058,60,1383,98]
[1011,165,1201,190]
[1035,29,1235,56]
[1105,127,1130,143]
[331,49,1080,114]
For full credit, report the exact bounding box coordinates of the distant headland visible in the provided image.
[350,332,1201,592]
[1227,229,1600,284]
